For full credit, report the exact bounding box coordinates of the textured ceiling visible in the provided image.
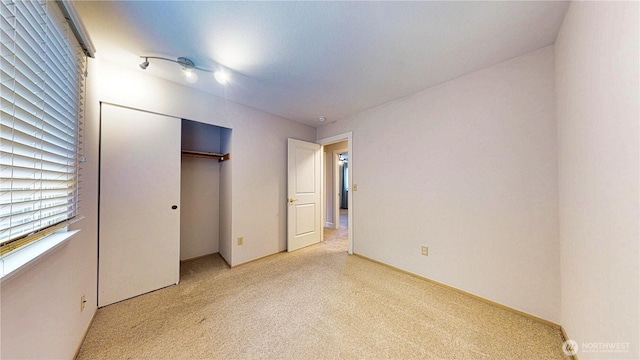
[75,1,569,127]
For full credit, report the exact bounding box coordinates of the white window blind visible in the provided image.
[0,0,86,254]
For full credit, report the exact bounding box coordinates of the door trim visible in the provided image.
[317,132,353,254]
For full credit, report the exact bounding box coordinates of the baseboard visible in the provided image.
[325,222,334,228]
[180,252,233,269]
[353,253,561,330]
[73,308,97,359]
[180,252,218,262]
[560,326,579,360]
[218,252,232,268]
[230,250,286,268]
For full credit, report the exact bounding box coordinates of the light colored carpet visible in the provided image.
[323,209,348,244]
[77,232,566,359]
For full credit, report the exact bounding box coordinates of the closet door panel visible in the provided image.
[99,104,181,307]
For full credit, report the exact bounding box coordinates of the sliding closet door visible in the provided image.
[99,104,181,307]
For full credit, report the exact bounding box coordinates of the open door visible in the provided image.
[287,138,321,251]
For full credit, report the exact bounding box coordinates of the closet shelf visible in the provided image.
[181,150,230,162]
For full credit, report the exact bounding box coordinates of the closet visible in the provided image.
[98,104,230,307]
[180,119,231,261]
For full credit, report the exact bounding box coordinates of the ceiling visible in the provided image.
[75,1,570,127]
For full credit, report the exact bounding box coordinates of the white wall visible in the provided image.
[219,127,233,264]
[182,120,223,153]
[181,156,220,260]
[0,57,101,359]
[556,2,639,359]
[317,46,560,322]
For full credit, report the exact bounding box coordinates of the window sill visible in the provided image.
[0,230,80,283]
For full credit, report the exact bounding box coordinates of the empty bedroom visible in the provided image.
[0,1,637,359]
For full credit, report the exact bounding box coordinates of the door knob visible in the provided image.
[288,198,297,203]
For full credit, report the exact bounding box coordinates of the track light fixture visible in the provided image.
[139,55,230,85]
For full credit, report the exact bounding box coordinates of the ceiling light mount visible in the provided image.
[139,55,230,84]
[139,57,149,70]
[176,57,195,69]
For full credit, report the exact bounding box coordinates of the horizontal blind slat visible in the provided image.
[0,136,77,165]
[0,121,74,151]
[0,193,72,209]
[2,113,78,149]
[0,189,75,203]
[0,209,73,243]
[0,203,72,226]
[0,167,75,185]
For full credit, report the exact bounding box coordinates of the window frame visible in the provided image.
[0,0,94,279]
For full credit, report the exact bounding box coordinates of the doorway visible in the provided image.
[323,144,348,250]
[317,132,353,254]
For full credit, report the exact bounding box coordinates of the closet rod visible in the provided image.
[181,150,230,162]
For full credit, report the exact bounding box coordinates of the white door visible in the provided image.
[287,138,321,251]
[99,104,181,307]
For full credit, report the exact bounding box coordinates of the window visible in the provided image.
[0,0,90,259]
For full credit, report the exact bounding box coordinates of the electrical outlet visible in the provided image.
[237,236,244,246]
[421,246,429,256]
[80,295,86,311]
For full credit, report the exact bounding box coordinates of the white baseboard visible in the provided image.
[325,222,334,228]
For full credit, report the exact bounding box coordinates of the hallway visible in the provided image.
[324,209,348,249]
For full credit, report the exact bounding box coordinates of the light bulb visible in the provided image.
[214,70,229,85]
[183,68,198,83]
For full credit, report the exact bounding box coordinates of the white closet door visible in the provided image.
[99,104,181,307]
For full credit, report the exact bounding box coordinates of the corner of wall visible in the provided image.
[556,2,640,358]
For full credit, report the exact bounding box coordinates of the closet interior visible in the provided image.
[180,119,231,262]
